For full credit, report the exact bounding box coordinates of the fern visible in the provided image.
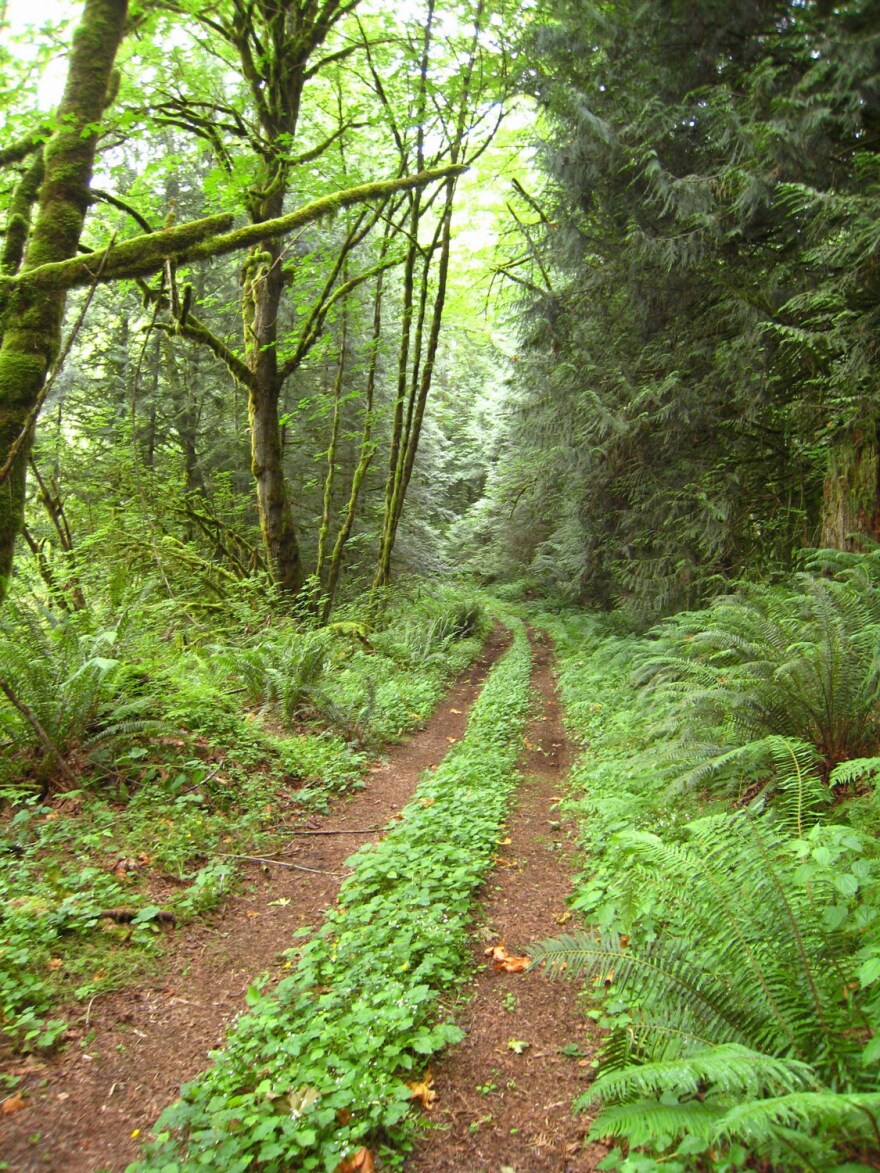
[639,568,880,780]
[588,1098,722,1147]
[533,808,880,1167]
[209,628,334,729]
[716,1090,880,1149]
[0,601,168,789]
[589,1044,814,1103]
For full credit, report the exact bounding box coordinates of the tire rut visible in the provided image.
[404,627,607,1173]
[1,626,511,1173]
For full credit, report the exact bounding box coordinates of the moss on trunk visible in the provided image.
[0,0,128,597]
[821,435,880,550]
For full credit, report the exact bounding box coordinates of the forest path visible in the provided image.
[404,628,607,1173]
[1,626,511,1173]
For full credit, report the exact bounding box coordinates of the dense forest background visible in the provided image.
[3,0,880,618]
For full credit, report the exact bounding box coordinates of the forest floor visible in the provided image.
[1,625,604,1173]
[404,629,606,1173]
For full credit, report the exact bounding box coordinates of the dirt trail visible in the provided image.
[0,627,510,1173]
[404,628,606,1173]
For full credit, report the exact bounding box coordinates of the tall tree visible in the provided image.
[477,0,880,617]
[0,0,463,601]
[0,0,129,597]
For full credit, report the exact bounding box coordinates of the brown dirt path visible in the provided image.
[0,627,510,1173]
[404,628,606,1173]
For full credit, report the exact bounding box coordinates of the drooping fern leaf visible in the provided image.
[588,1044,815,1104]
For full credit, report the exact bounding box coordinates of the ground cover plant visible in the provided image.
[0,582,488,1059]
[131,619,532,1172]
[531,580,880,1173]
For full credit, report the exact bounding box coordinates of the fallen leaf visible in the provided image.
[485,944,530,974]
[449,707,462,714]
[417,796,435,807]
[1,1092,28,1115]
[555,910,572,925]
[335,1148,374,1173]
[46,957,63,970]
[508,1038,530,1054]
[288,1086,321,1119]
[445,736,457,743]
[408,1072,437,1109]
[268,898,290,907]
[499,836,512,846]
[246,910,260,918]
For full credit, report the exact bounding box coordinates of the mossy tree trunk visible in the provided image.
[0,0,128,600]
[820,433,880,549]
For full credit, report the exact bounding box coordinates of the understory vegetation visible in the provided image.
[531,552,880,1171]
[134,621,531,1172]
[0,580,488,1058]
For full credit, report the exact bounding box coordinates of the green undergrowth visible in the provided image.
[0,582,488,1057]
[531,606,880,1172]
[131,620,531,1173]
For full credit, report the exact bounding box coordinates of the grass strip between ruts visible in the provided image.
[133,619,532,1173]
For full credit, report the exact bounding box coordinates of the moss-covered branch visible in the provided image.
[0,131,49,169]
[1,165,466,300]
[1,150,45,277]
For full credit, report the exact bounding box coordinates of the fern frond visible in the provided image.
[829,757,880,788]
[715,1090,880,1148]
[587,1098,721,1145]
[590,1044,815,1103]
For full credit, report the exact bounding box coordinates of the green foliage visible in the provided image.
[463,0,880,615]
[208,627,335,730]
[133,622,531,1171]
[534,605,880,1172]
[637,561,880,780]
[0,600,167,792]
[0,580,488,1055]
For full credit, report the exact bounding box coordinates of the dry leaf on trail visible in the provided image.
[408,1072,437,1109]
[287,1086,320,1118]
[485,944,531,973]
[499,836,512,846]
[1,1092,28,1115]
[335,1148,374,1173]
[449,707,462,714]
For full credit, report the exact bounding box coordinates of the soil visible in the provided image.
[1,625,607,1173]
[0,626,510,1173]
[403,628,607,1173]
